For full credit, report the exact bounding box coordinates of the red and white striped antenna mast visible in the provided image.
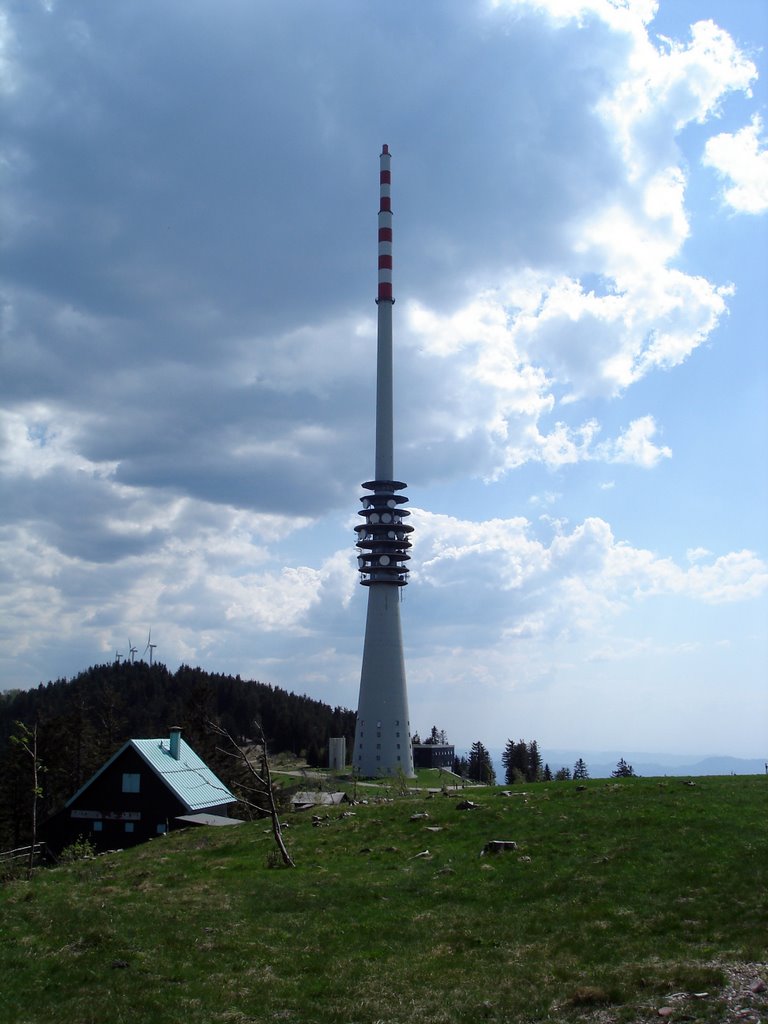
[374,143,395,481]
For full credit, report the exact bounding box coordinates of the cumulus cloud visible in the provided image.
[411,510,767,622]
[704,114,768,214]
[598,415,671,467]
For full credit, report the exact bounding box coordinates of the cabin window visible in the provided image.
[122,772,141,793]
[156,823,167,835]
[124,822,134,834]
[93,821,103,833]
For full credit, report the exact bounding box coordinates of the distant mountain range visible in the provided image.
[486,748,767,780]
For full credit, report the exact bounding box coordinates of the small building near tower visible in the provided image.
[328,737,347,771]
[44,727,238,853]
[412,743,456,770]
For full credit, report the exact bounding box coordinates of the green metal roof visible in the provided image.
[131,738,236,812]
[65,735,236,813]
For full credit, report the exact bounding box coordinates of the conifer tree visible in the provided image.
[424,726,448,745]
[573,758,590,780]
[526,740,543,782]
[611,757,635,778]
[501,739,516,784]
[467,741,496,784]
[512,739,528,777]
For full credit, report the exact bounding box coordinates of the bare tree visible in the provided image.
[11,721,45,877]
[210,721,294,868]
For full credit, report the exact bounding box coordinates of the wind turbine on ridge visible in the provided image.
[144,628,157,666]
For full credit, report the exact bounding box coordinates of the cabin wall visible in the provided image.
[44,747,187,853]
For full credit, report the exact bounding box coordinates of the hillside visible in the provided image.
[2,775,767,1023]
[0,662,355,850]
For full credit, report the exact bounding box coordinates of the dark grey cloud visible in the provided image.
[3,0,626,331]
[0,0,743,544]
[1,466,166,562]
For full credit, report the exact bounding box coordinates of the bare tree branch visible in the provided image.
[11,720,45,878]
[208,720,295,868]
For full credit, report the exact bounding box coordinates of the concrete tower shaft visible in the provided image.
[353,145,415,778]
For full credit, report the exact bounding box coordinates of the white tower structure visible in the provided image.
[353,145,415,779]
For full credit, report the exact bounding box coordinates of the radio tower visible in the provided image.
[353,145,415,778]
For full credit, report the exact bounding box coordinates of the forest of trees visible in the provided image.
[450,737,603,787]
[0,662,355,852]
[501,738,545,784]
[412,726,449,746]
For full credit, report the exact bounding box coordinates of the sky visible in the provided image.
[1,0,767,759]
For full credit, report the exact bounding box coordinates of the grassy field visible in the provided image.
[1,775,766,1023]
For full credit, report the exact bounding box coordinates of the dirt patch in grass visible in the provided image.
[711,961,768,1023]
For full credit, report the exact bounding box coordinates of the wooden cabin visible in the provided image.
[44,727,238,853]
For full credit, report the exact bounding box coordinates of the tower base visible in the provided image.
[353,584,415,778]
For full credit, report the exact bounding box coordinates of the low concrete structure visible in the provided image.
[290,791,350,811]
[328,737,347,771]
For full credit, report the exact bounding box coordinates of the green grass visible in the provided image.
[2,776,766,1023]
[272,762,462,795]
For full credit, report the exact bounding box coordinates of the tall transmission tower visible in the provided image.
[353,145,415,779]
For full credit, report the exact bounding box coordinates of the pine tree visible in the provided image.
[501,739,516,784]
[512,739,528,777]
[467,741,496,785]
[554,766,572,781]
[526,740,543,782]
[423,726,448,745]
[573,757,590,780]
[543,763,553,781]
[611,757,636,778]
